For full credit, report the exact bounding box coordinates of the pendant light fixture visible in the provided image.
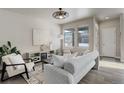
[52,8,69,19]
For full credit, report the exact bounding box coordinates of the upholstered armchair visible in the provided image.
[1,54,35,81]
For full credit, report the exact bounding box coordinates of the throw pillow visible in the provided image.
[51,54,67,67]
[83,49,91,54]
[52,53,79,68]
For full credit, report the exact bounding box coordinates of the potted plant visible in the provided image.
[0,41,20,64]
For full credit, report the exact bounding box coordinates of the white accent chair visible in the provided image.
[1,54,35,81]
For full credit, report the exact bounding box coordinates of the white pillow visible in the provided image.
[76,51,84,56]
[9,54,25,69]
[52,53,79,68]
[52,54,69,67]
[70,52,78,57]
[83,49,91,54]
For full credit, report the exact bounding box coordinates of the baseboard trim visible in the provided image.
[120,60,124,63]
[100,56,120,60]
[114,57,120,59]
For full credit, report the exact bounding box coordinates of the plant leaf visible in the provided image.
[16,50,21,54]
[7,41,11,48]
[0,47,5,56]
[0,47,3,52]
[0,41,21,56]
[11,47,17,53]
[3,45,9,54]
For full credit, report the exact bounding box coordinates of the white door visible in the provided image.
[101,27,116,57]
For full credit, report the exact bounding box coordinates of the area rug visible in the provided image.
[22,64,44,84]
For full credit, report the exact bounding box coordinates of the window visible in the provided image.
[78,27,89,48]
[63,26,89,48]
[64,28,74,47]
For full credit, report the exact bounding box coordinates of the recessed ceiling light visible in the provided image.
[105,16,110,20]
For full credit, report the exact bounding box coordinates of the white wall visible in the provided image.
[93,17,99,51]
[0,9,61,54]
[120,14,124,62]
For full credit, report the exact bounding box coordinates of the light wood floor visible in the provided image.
[0,58,124,84]
[80,58,124,84]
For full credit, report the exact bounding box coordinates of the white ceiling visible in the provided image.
[2,8,124,24]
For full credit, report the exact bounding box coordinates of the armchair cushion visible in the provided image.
[2,53,17,70]
[2,53,17,65]
[9,54,25,69]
